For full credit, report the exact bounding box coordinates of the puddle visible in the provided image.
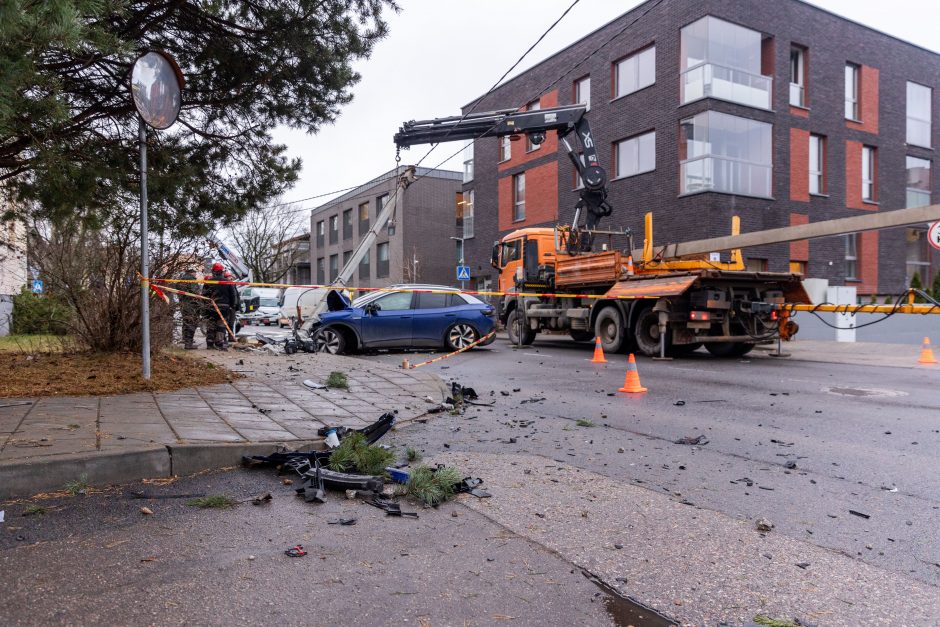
[584,571,677,627]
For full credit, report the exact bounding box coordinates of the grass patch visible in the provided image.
[405,447,422,463]
[187,495,237,509]
[327,432,394,475]
[753,617,799,627]
[575,419,595,427]
[63,474,89,495]
[325,371,348,389]
[0,350,237,398]
[0,335,67,353]
[406,465,462,507]
[23,505,48,516]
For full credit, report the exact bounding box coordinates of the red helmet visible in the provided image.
[211,262,224,272]
[223,271,233,279]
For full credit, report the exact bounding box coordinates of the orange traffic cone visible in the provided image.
[591,336,607,363]
[917,337,938,365]
[625,255,635,276]
[618,354,648,394]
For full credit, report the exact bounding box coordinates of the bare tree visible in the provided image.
[402,245,421,283]
[228,204,307,284]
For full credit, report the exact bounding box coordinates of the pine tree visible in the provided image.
[910,272,925,303]
[931,271,940,301]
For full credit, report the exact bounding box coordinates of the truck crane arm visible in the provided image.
[395,104,612,241]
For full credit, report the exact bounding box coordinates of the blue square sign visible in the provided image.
[31,279,43,294]
[456,265,471,281]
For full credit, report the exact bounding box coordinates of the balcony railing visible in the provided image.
[462,215,474,239]
[681,156,772,198]
[681,63,773,110]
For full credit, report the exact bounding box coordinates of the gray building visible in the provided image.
[310,166,463,290]
[461,0,940,299]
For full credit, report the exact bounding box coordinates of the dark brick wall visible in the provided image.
[461,0,940,297]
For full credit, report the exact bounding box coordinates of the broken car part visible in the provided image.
[284,545,307,557]
[366,496,419,518]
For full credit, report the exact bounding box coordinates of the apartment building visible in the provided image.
[310,166,463,289]
[460,0,939,298]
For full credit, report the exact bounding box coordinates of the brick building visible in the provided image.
[310,166,463,289]
[459,0,939,299]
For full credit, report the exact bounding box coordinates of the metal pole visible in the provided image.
[139,118,151,380]
[460,238,466,291]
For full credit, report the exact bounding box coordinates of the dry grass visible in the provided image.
[0,350,238,397]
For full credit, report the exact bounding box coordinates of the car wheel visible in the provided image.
[446,323,477,351]
[506,309,535,346]
[594,306,625,354]
[633,307,665,357]
[705,342,754,358]
[314,327,346,355]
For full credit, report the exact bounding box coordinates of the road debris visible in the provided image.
[784,460,797,469]
[302,379,327,390]
[849,510,871,519]
[284,545,307,557]
[250,493,273,506]
[675,435,708,445]
[673,400,686,406]
[367,496,419,518]
[140,506,154,515]
[795,562,810,570]
[328,518,357,526]
[756,518,775,532]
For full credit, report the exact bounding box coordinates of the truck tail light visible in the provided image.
[771,310,778,321]
[689,311,710,321]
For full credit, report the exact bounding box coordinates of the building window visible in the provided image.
[526,99,541,152]
[316,220,325,247]
[745,258,768,272]
[359,250,370,280]
[679,111,772,198]
[463,141,474,182]
[513,173,525,222]
[462,189,474,239]
[377,193,391,231]
[614,131,655,179]
[906,156,931,208]
[845,234,858,280]
[342,209,353,240]
[789,46,806,107]
[328,215,339,244]
[343,250,352,267]
[316,257,325,284]
[455,239,464,264]
[845,63,859,120]
[907,82,932,148]
[906,228,930,288]
[789,261,806,275]
[574,75,591,110]
[329,254,339,282]
[614,46,655,99]
[809,134,825,195]
[376,242,390,278]
[862,145,876,202]
[680,17,771,110]
[499,136,511,162]
[358,202,370,234]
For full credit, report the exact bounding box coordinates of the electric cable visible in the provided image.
[792,289,940,330]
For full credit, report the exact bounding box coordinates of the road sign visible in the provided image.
[928,221,940,250]
[456,265,471,281]
[31,280,43,294]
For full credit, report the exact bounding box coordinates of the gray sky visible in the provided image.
[272,0,939,216]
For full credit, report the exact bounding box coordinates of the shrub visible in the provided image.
[11,287,69,335]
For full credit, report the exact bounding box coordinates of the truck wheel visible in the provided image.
[594,307,625,353]
[569,330,594,343]
[705,342,753,358]
[633,307,667,357]
[506,309,535,346]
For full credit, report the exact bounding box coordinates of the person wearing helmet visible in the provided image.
[202,262,238,350]
[178,266,201,349]
[222,270,240,342]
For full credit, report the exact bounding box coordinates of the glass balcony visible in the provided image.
[681,156,772,198]
[789,82,804,107]
[681,63,773,110]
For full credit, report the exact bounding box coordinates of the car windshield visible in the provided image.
[259,298,279,307]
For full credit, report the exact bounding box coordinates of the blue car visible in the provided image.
[311,284,497,355]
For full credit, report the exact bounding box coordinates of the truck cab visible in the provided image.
[491,228,561,294]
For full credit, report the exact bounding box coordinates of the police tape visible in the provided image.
[145,279,236,340]
[404,331,497,370]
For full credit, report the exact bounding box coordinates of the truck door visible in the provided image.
[498,238,524,293]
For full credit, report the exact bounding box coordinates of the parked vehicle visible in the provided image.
[309,285,496,355]
[240,287,283,326]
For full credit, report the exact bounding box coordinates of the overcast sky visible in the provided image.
[271,0,939,216]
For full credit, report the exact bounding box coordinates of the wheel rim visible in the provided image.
[316,329,341,354]
[449,324,475,349]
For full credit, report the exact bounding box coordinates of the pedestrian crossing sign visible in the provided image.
[456,265,471,281]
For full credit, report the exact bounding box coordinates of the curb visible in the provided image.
[167,440,323,477]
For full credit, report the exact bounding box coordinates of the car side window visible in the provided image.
[418,293,450,309]
[373,291,413,311]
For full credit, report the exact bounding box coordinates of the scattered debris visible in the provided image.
[284,545,307,557]
[367,496,419,518]
[251,493,273,506]
[784,460,797,469]
[129,491,205,500]
[21,506,46,517]
[673,400,686,406]
[0,510,4,523]
[752,616,801,627]
[427,402,455,414]
[675,435,708,446]
[282,479,293,486]
[328,432,395,475]
[451,382,478,401]
[405,447,422,463]
[795,562,810,570]
[848,510,871,520]
[406,465,462,507]
[575,419,595,428]
[328,518,357,526]
[0,401,33,408]
[386,467,410,484]
[140,506,154,515]
[187,496,237,509]
[325,371,348,389]
[63,474,89,496]
[756,518,775,532]
[456,477,491,498]
[345,489,357,499]
[302,379,327,390]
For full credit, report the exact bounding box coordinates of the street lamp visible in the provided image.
[450,236,465,290]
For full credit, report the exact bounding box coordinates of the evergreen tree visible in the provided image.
[931,270,940,301]
[0,0,397,235]
[910,272,925,303]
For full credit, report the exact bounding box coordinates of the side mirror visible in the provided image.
[491,242,499,269]
[365,303,380,315]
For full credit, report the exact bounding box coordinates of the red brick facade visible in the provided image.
[497,90,559,174]
[852,231,879,295]
[498,161,559,231]
[789,213,809,261]
[844,140,879,211]
[846,64,879,135]
[789,128,809,202]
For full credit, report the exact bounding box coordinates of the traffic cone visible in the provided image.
[591,336,607,363]
[917,337,938,365]
[625,255,635,276]
[618,354,648,394]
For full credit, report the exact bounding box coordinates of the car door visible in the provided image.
[411,292,454,346]
[359,291,415,348]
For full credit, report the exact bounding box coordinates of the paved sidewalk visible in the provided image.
[751,338,936,369]
[0,352,447,497]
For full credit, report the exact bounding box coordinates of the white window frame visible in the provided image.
[789,47,805,107]
[845,233,858,280]
[462,189,474,239]
[513,173,525,222]
[845,63,860,121]
[499,136,511,162]
[614,131,656,179]
[575,76,591,110]
[526,100,541,152]
[862,145,875,202]
[809,134,824,195]
[906,81,932,148]
[906,155,931,208]
[614,46,656,99]
[462,141,474,183]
